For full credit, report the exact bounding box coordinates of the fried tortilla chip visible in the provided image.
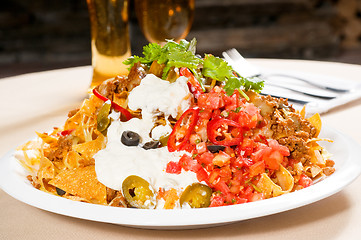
[49,165,107,205]
[72,134,106,163]
[37,155,56,193]
[275,165,294,192]
[308,113,322,137]
[257,166,294,198]
[63,150,82,169]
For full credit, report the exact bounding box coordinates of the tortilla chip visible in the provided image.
[49,165,107,204]
[275,165,294,192]
[36,132,57,145]
[64,96,102,143]
[63,151,82,169]
[256,173,283,198]
[300,105,306,118]
[72,134,106,163]
[37,155,56,193]
[256,166,294,199]
[307,113,322,137]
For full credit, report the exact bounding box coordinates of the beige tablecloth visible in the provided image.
[1,60,361,239]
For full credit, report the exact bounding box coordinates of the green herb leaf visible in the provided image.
[123,38,264,94]
[202,55,234,81]
[123,39,201,80]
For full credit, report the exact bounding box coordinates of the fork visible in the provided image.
[222,48,352,95]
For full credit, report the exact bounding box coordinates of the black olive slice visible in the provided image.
[56,187,66,196]
[142,141,160,150]
[207,145,226,153]
[121,131,140,146]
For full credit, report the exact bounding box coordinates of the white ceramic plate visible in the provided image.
[0,125,360,230]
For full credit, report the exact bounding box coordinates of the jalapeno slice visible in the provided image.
[97,102,111,132]
[180,183,212,208]
[122,175,155,209]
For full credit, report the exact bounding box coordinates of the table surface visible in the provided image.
[1,59,361,240]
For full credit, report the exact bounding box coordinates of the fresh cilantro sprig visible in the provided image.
[123,39,264,96]
[202,55,264,97]
[123,39,201,79]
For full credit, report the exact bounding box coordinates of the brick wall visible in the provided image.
[0,0,360,76]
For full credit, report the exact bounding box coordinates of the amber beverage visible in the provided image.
[87,0,131,89]
[135,0,195,44]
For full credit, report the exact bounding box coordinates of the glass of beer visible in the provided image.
[134,0,195,44]
[87,0,131,89]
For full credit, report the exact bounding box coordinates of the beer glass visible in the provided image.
[87,0,131,89]
[135,0,195,44]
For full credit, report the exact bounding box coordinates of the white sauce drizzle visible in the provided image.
[94,74,198,208]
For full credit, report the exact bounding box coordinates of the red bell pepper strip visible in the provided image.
[207,118,243,146]
[167,108,200,152]
[58,129,75,137]
[179,67,204,98]
[92,88,132,121]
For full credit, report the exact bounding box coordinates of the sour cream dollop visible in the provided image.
[94,74,198,208]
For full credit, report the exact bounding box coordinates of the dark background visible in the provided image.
[1,0,361,78]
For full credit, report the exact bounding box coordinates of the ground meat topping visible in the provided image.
[251,94,317,162]
[46,136,72,162]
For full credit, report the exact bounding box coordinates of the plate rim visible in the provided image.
[1,125,361,230]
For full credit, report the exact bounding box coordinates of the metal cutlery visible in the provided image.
[222,48,352,99]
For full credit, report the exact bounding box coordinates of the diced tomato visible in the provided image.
[196,168,209,182]
[219,165,232,182]
[299,174,313,188]
[229,180,241,194]
[195,142,207,154]
[243,185,254,197]
[232,169,244,182]
[189,134,201,145]
[197,91,224,110]
[252,143,271,162]
[252,140,290,170]
[234,196,248,204]
[268,139,290,156]
[196,152,214,166]
[212,151,231,167]
[179,154,201,172]
[213,180,230,195]
[198,109,213,120]
[224,146,235,157]
[208,169,220,185]
[233,103,262,129]
[209,195,225,207]
[223,90,242,111]
[249,161,265,177]
[231,156,253,169]
[238,137,254,157]
[166,161,182,174]
[249,192,265,202]
[264,150,283,170]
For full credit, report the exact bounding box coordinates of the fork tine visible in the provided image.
[227,48,243,60]
[223,49,260,78]
[224,48,351,93]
